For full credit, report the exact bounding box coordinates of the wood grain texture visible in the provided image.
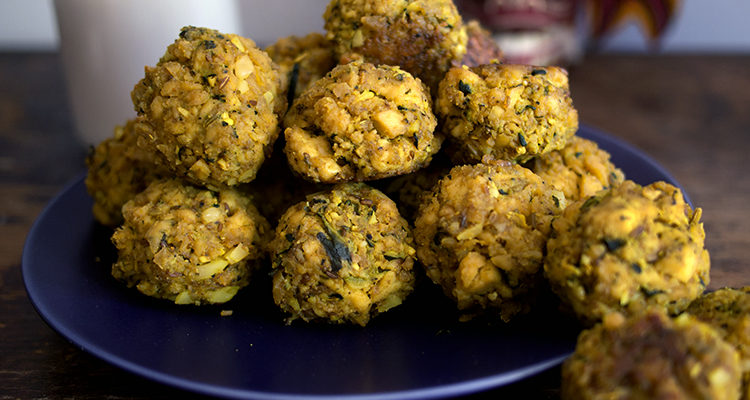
[1,52,748,399]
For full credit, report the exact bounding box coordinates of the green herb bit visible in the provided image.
[603,237,626,252]
[316,232,351,274]
[458,80,472,95]
[518,133,527,146]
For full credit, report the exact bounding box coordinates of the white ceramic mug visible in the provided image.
[55,0,242,146]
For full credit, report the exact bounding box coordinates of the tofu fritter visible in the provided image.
[562,311,742,400]
[413,160,565,321]
[85,119,168,226]
[544,180,710,325]
[112,179,270,305]
[436,63,578,163]
[323,0,468,91]
[688,287,750,399]
[283,61,440,183]
[131,26,285,188]
[528,135,625,202]
[270,183,416,326]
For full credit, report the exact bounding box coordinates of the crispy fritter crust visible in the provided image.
[324,0,467,91]
[112,179,270,305]
[688,287,750,398]
[545,180,710,325]
[85,119,167,226]
[528,135,625,202]
[131,26,285,188]
[413,160,564,320]
[269,183,416,326]
[436,63,578,163]
[283,61,440,183]
[562,311,742,400]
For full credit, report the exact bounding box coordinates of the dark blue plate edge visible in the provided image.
[20,124,688,400]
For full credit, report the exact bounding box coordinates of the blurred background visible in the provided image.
[2,0,750,53]
[1,0,748,145]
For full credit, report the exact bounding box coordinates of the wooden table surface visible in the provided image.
[1,52,748,399]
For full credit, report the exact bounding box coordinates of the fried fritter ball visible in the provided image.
[269,183,416,326]
[85,119,168,226]
[131,26,285,188]
[436,63,578,163]
[544,180,710,325]
[688,287,750,398]
[453,19,504,67]
[283,61,440,183]
[562,311,742,400]
[323,0,467,91]
[413,160,565,321]
[265,32,338,104]
[528,135,625,202]
[112,179,270,305]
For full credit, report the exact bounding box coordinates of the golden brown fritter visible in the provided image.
[545,180,710,325]
[688,287,750,399]
[112,179,270,305]
[528,135,625,202]
[264,32,338,104]
[413,159,565,321]
[436,63,578,163]
[269,183,416,326]
[131,26,285,188]
[562,311,742,400]
[85,119,168,226]
[323,0,467,91]
[284,61,440,183]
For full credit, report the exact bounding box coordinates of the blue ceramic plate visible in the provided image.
[23,125,686,400]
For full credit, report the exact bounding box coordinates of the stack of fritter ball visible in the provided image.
[85,1,747,397]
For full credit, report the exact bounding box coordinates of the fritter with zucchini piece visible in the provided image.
[85,119,168,226]
[270,183,416,326]
[688,287,750,399]
[323,0,467,91]
[284,61,440,183]
[545,180,710,325]
[562,310,742,400]
[528,135,625,202]
[131,26,285,188]
[436,63,578,163]
[413,160,565,321]
[112,179,270,305]
[265,32,337,104]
